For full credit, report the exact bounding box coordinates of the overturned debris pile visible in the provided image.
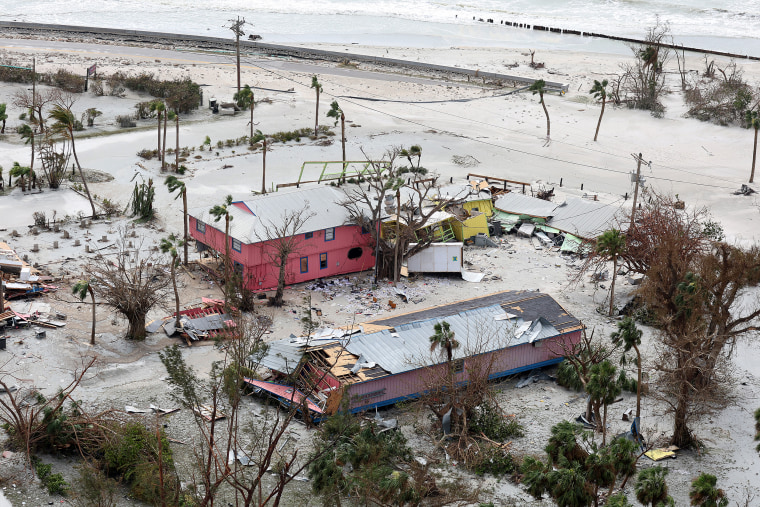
[147,298,236,345]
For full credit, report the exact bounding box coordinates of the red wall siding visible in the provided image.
[189,216,375,290]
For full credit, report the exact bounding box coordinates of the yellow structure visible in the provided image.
[462,198,494,218]
[450,211,489,241]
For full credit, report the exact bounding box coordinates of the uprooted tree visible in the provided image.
[89,233,172,339]
[624,193,760,448]
[340,146,452,282]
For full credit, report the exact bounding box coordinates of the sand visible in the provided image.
[0,31,759,505]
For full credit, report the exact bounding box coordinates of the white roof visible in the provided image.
[493,192,557,218]
[190,186,356,244]
[548,198,625,240]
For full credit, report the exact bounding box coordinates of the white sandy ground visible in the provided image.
[0,34,758,505]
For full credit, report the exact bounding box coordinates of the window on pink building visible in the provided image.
[196,220,206,233]
[300,257,308,273]
[320,253,328,269]
[325,228,335,241]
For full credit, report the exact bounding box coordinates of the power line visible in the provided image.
[242,56,741,191]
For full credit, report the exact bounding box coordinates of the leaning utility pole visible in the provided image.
[629,152,648,229]
[228,16,245,95]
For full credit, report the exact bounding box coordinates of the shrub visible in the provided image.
[35,460,70,495]
[470,402,524,440]
[471,447,519,476]
[137,149,158,160]
[45,68,85,93]
[103,421,177,502]
[33,211,46,228]
[116,115,136,128]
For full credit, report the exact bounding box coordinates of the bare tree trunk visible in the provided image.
[751,127,758,184]
[172,261,180,328]
[1,272,5,313]
[157,110,162,161]
[71,137,97,218]
[608,255,617,317]
[262,139,267,194]
[594,97,605,142]
[182,190,188,265]
[634,344,642,419]
[162,111,167,171]
[340,112,346,166]
[672,381,692,447]
[540,95,550,137]
[314,88,320,137]
[273,252,288,307]
[127,311,147,340]
[175,114,179,173]
[602,404,608,446]
[88,286,96,345]
[250,102,254,143]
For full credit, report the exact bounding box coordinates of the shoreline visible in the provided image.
[3,19,760,62]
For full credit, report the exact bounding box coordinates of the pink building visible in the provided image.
[252,290,583,418]
[189,186,375,291]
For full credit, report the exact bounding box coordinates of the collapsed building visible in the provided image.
[248,290,582,419]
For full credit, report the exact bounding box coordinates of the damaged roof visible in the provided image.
[344,305,559,374]
[547,198,625,240]
[368,289,581,334]
[493,192,558,218]
[258,290,581,379]
[190,186,361,244]
[492,194,624,239]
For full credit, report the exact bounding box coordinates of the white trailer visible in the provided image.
[405,243,463,273]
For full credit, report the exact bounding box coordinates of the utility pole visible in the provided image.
[630,152,648,230]
[261,138,267,194]
[228,17,245,95]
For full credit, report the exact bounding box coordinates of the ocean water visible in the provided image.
[1,0,759,54]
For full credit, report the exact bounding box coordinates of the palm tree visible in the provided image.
[150,100,165,164]
[635,467,674,507]
[611,317,643,419]
[596,229,626,317]
[209,195,234,302]
[72,280,96,345]
[589,79,609,142]
[689,473,728,507]
[587,360,621,445]
[0,103,7,134]
[327,100,345,167]
[234,84,255,144]
[311,75,323,137]
[162,104,169,171]
[160,234,184,328]
[400,145,422,171]
[429,320,460,366]
[164,175,188,265]
[49,104,97,218]
[9,162,31,192]
[18,123,34,178]
[745,109,759,183]
[529,79,550,138]
[168,110,179,172]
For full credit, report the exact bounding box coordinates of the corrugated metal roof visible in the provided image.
[343,305,559,374]
[189,186,358,244]
[259,340,305,374]
[548,198,624,240]
[493,193,557,218]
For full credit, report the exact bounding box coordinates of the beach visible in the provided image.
[0,20,759,505]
